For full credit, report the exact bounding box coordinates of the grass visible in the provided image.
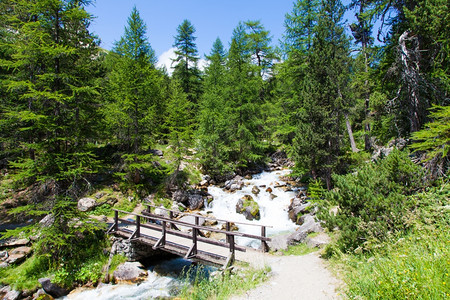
[281,241,317,256]
[178,263,271,300]
[0,255,50,291]
[336,229,449,299]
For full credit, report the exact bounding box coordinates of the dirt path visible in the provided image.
[232,251,343,300]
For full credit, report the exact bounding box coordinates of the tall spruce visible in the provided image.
[104,6,162,154]
[197,38,230,175]
[172,19,202,104]
[1,0,102,196]
[292,0,351,189]
[224,23,266,169]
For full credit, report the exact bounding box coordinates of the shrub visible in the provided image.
[321,149,426,252]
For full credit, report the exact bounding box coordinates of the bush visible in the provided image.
[321,149,426,252]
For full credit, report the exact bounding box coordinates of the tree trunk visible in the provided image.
[345,112,359,153]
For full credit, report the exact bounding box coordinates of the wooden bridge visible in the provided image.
[106,204,271,268]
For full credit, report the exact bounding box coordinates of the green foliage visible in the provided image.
[115,153,168,195]
[322,149,426,252]
[172,19,202,104]
[308,179,325,201]
[179,264,270,299]
[411,105,450,175]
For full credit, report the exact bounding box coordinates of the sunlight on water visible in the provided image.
[207,169,299,248]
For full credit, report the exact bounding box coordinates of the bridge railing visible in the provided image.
[145,204,272,252]
[108,206,272,266]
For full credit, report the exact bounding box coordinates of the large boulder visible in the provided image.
[172,190,205,210]
[113,262,148,283]
[77,197,97,212]
[288,201,312,224]
[305,233,331,248]
[236,195,260,221]
[38,278,69,298]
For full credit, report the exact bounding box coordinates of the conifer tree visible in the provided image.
[224,23,266,168]
[197,38,230,175]
[104,6,162,154]
[292,0,351,189]
[172,19,202,104]
[2,0,102,196]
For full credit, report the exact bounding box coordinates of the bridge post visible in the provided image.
[226,222,231,244]
[261,226,269,252]
[136,215,140,238]
[114,210,118,231]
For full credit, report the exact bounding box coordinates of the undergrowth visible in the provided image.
[178,264,271,299]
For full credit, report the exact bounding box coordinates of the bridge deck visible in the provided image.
[108,207,271,268]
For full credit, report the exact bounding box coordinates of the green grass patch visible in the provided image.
[339,229,449,299]
[179,264,271,299]
[0,255,51,291]
[281,241,317,256]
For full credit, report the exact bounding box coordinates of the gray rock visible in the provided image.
[0,286,21,300]
[113,262,148,283]
[3,246,32,265]
[187,193,204,210]
[0,238,29,248]
[224,176,244,192]
[38,278,69,298]
[305,233,331,248]
[267,233,291,251]
[0,251,8,259]
[149,149,163,156]
[288,203,312,224]
[39,214,55,228]
[77,197,97,212]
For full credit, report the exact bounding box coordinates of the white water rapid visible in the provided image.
[207,169,299,248]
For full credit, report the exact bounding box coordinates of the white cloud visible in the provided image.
[157,48,176,76]
[157,48,207,76]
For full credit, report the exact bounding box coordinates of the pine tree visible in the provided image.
[292,0,351,189]
[104,6,162,154]
[172,19,202,104]
[224,23,266,169]
[2,0,102,196]
[197,38,230,175]
[166,80,193,175]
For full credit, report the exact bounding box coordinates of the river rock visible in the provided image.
[244,174,252,180]
[270,194,278,200]
[0,286,21,300]
[251,186,260,195]
[113,262,148,283]
[38,278,69,298]
[172,190,205,210]
[0,251,7,259]
[265,187,272,193]
[236,195,260,221]
[77,197,97,212]
[289,215,322,243]
[224,176,244,192]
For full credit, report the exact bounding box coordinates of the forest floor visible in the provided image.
[232,251,343,300]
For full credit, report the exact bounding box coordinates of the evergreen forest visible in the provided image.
[0,0,448,298]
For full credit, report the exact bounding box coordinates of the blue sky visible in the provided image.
[86,0,358,71]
